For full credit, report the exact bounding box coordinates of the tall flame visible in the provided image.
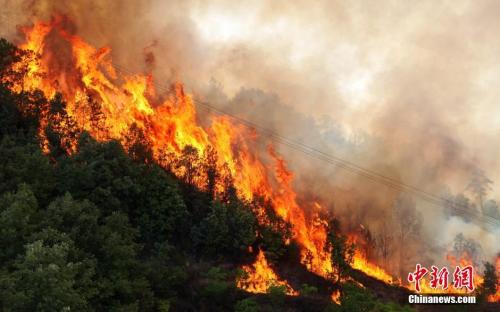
[237,250,298,295]
[3,16,452,294]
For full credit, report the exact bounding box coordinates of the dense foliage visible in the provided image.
[0,38,425,311]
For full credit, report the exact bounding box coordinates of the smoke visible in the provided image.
[1,0,499,274]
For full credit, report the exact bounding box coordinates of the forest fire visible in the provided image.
[3,15,497,304]
[330,289,341,304]
[4,17,371,283]
[347,234,395,284]
[237,250,297,295]
[351,250,395,285]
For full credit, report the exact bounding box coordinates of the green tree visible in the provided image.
[234,298,259,312]
[0,39,420,311]
[40,193,100,250]
[326,218,355,283]
[144,242,188,308]
[0,184,38,262]
[55,135,135,214]
[0,136,55,205]
[28,228,98,303]
[338,283,414,312]
[267,284,287,308]
[0,88,21,137]
[200,266,234,309]
[1,237,90,311]
[300,283,318,297]
[134,165,190,250]
[192,200,256,258]
[93,212,152,311]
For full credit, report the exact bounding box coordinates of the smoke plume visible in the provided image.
[1,0,499,276]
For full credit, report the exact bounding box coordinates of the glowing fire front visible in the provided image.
[237,250,297,296]
[4,16,496,302]
[4,17,352,283]
[8,18,333,271]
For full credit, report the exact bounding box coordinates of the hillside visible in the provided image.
[0,31,497,312]
[0,35,420,312]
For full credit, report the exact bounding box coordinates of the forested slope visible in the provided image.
[1,37,489,312]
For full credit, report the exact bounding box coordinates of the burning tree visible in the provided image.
[1,15,496,310]
[477,261,498,301]
[0,16,403,290]
[326,218,355,283]
[4,3,500,311]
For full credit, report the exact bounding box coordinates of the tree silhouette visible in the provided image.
[326,218,355,283]
[393,195,421,278]
[467,169,493,210]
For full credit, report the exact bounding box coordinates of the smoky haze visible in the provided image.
[1,0,499,276]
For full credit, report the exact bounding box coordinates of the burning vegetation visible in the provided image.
[237,249,298,296]
[4,16,359,286]
[0,13,498,311]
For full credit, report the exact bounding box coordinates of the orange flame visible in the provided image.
[237,250,297,295]
[5,17,410,290]
[330,289,341,304]
[347,235,396,284]
[351,250,395,284]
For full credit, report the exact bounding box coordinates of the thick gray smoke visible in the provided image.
[1,0,499,276]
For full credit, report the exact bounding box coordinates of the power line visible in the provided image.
[1,17,496,227]
[111,64,499,227]
[195,101,499,227]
